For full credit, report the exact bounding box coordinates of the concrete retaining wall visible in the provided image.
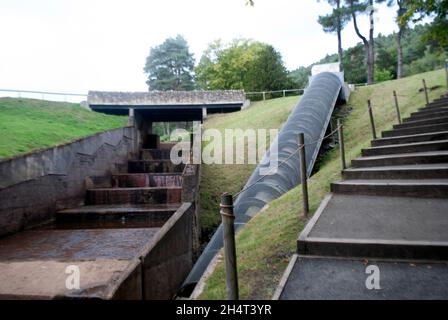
[0,126,137,237]
[139,202,195,299]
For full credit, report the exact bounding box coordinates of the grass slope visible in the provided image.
[199,69,447,299]
[0,98,127,159]
[199,96,300,239]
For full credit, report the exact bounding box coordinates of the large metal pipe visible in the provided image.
[181,72,344,295]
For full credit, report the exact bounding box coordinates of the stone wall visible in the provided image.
[0,126,137,237]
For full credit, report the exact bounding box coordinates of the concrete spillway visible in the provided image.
[181,72,346,294]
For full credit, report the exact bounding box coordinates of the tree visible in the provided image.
[318,0,351,71]
[395,0,408,78]
[144,35,195,91]
[400,0,448,47]
[195,39,290,92]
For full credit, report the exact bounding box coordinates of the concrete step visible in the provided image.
[56,203,180,228]
[371,131,448,147]
[425,101,448,108]
[404,110,448,122]
[127,160,184,173]
[140,149,173,160]
[352,150,448,167]
[342,164,448,180]
[297,194,448,260]
[382,123,448,138]
[412,106,448,116]
[331,179,448,198]
[278,255,448,300]
[407,109,448,121]
[362,139,448,156]
[85,187,182,205]
[394,116,448,129]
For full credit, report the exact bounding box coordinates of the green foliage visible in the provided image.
[195,39,290,92]
[144,35,195,91]
[401,0,448,47]
[318,1,351,34]
[288,22,446,85]
[374,68,394,82]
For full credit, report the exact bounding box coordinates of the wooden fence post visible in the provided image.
[298,133,309,218]
[367,100,377,140]
[220,193,239,300]
[422,79,429,105]
[393,91,402,124]
[337,119,346,170]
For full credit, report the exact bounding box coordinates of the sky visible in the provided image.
[0,0,402,96]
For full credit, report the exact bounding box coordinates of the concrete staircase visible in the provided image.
[0,137,195,299]
[277,94,448,299]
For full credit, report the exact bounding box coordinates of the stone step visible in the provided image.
[140,149,173,160]
[127,160,184,173]
[362,139,448,156]
[330,179,448,198]
[85,187,182,205]
[352,150,448,167]
[56,203,180,228]
[371,131,448,147]
[382,123,448,138]
[342,164,448,180]
[297,194,448,260]
[278,255,448,300]
[394,116,448,129]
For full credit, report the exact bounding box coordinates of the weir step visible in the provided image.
[342,164,448,180]
[352,150,448,167]
[382,123,448,138]
[330,179,448,198]
[371,131,448,147]
[394,116,448,129]
[140,149,174,160]
[362,139,448,156]
[56,204,180,228]
[127,160,184,173]
[86,187,182,205]
[112,173,182,188]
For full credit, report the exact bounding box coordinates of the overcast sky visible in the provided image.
[0,0,401,95]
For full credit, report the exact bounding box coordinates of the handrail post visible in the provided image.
[367,100,377,140]
[298,133,309,218]
[337,119,346,170]
[189,132,194,164]
[262,92,266,101]
[445,59,448,90]
[422,79,429,105]
[220,193,239,300]
[393,91,402,124]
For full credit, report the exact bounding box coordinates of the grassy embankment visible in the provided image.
[0,98,127,159]
[199,96,300,240]
[199,69,447,299]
